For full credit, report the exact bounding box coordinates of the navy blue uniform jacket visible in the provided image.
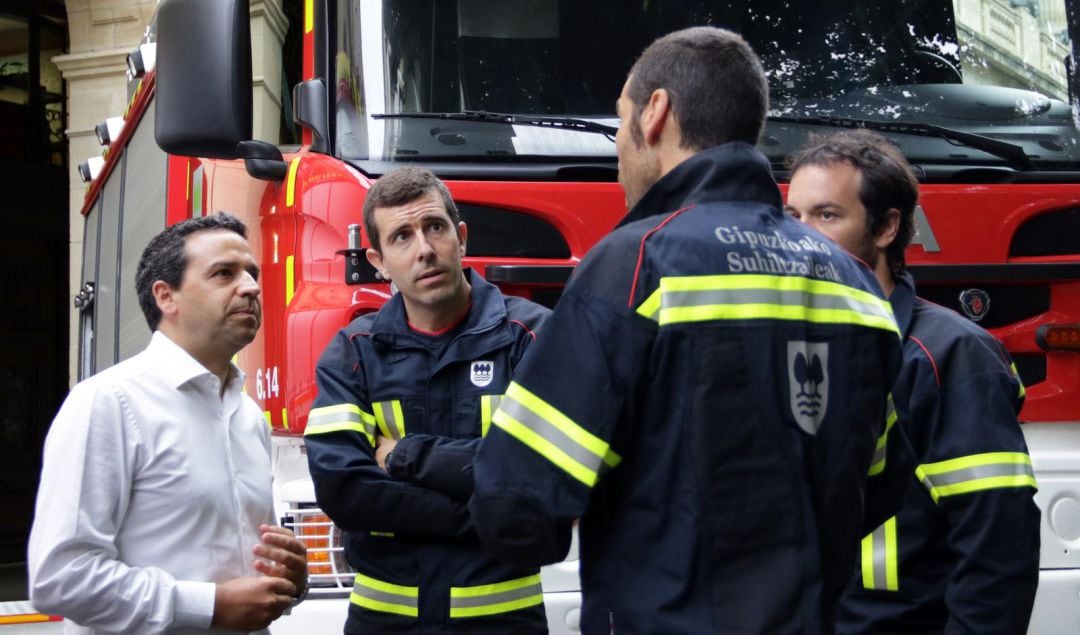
[469,143,906,634]
[305,270,550,634]
[837,273,1040,634]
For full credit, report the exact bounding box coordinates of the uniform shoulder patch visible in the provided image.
[787,341,829,435]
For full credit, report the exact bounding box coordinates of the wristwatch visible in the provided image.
[384,450,394,472]
[291,577,310,606]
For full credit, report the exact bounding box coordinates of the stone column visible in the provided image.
[252,0,290,143]
[56,0,288,385]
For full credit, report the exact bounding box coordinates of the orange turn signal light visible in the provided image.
[296,512,333,575]
[1037,324,1080,351]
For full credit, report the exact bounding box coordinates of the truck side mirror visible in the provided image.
[238,140,288,182]
[155,0,252,159]
[294,79,330,154]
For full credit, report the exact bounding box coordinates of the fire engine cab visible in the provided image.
[74,0,1080,632]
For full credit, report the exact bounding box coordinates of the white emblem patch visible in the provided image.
[470,361,494,387]
[787,341,829,435]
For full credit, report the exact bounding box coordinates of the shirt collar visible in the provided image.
[148,331,246,390]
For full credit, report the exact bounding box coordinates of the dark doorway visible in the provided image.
[0,0,68,599]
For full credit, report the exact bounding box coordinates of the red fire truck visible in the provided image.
[74,0,1080,631]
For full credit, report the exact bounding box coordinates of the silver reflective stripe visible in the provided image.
[376,401,403,439]
[449,581,543,610]
[499,394,607,476]
[869,444,887,469]
[352,579,418,610]
[870,524,888,591]
[661,287,894,323]
[307,409,373,434]
[489,395,503,412]
[869,397,897,469]
[923,461,1034,488]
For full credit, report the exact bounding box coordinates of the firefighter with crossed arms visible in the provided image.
[303,167,551,634]
[786,129,1040,634]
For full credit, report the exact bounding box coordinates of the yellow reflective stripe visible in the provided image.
[285,254,295,306]
[285,157,301,207]
[263,410,271,428]
[480,394,503,438]
[916,452,1036,503]
[282,407,289,430]
[350,573,418,617]
[860,517,899,591]
[373,400,405,439]
[450,574,543,619]
[860,529,875,589]
[1010,362,1026,399]
[884,517,899,591]
[304,403,376,445]
[304,0,314,34]
[635,287,662,321]
[493,382,620,487]
[636,274,899,334]
[868,393,898,476]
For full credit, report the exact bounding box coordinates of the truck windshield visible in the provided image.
[335,0,1079,169]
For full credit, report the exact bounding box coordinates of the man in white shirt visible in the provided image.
[28,212,308,634]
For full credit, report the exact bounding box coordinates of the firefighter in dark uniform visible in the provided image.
[787,130,1040,634]
[468,28,905,634]
[304,167,550,634]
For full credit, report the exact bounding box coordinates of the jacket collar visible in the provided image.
[369,268,507,345]
[889,271,917,337]
[618,142,784,228]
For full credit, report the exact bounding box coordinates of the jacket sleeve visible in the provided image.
[386,302,552,500]
[915,359,1039,634]
[304,332,471,538]
[28,383,216,632]
[470,278,654,567]
[862,393,916,533]
[388,435,479,500]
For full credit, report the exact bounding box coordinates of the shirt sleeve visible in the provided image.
[304,332,471,538]
[27,382,216,632]
[470,280,655,567]
[913,366,1040,634]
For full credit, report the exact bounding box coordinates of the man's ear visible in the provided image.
[640,88,671,145]
[875,208,901,250]
[365,247,388,280]
[457,221,468,257]
[152,280,178,320]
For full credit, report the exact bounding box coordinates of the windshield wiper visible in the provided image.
[372,111,618,139]
[768,115,1036,171]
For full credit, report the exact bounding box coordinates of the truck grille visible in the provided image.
[283,504,355,596]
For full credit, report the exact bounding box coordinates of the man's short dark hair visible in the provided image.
[135,212,248,330]
[628,26,768,150]
[362,167,460,253]
[788,129,919,274]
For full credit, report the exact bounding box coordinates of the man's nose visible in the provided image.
[238,271,261,296]
[415,233,435,260]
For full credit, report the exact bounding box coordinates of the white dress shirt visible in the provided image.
[28,331,275,635]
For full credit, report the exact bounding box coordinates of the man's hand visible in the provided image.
[375,435,398,471]
[253,524,308,596]
[211,576,294,631]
